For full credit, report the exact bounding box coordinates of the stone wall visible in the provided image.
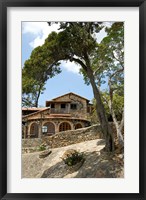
[42,124,103,148]
[54,93,88,119]
[22,124,103,149]
[22,123,124,149]
[22,138,42,148]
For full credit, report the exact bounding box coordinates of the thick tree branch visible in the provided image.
[109,67,124,80]
[108,78,124,145]
[112,51,123,67]
[119,109,124,132]
[71,57,87,72]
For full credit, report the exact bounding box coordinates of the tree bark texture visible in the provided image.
[86,67,114,152]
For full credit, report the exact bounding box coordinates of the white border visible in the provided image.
[7,7,139,193]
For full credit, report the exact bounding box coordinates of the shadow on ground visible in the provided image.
[41,149,124,178]
[41,151,99,178]
[41,160,69,178]
[96,139,105,146]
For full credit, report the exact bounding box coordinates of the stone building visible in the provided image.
[22,92,93,139]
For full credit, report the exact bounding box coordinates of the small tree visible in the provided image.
[22,45,61,107]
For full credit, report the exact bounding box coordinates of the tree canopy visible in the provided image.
[22,43,61,107]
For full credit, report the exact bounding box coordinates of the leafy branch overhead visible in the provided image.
[22,44,61,107]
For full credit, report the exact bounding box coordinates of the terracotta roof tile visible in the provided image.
[22,107,47,111]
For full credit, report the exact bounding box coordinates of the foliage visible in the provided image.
[38,144,46,151]
[90,92,124,123]
[102,92,124,120]
[62,150,84,166]
[97,23,124,146]
[22,43,61,107]
[97,22,124,96]
[85,22,124,145]
[81,22,124,90]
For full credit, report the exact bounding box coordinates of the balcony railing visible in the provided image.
[50,108,70,114]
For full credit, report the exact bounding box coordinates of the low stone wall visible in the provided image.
[22,138,42,148]
[22,123,123,150]
[42,124,103,148]
[22,124,103,149]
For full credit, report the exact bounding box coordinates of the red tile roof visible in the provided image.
[22,107,47,111]
[22,107,50,118]
[23,115,90,122]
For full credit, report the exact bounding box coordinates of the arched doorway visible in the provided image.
[44,122,55,135]
[30,123,39,138]
[75,123,82,129]
[59,122,71,132]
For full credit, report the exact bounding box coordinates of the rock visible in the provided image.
[41,142,47,147]
[95,169,106,178]
[39,150,52,159]
[22,139,124,178]
[61,149,78,160]
[66,158,85,173]
[45,145,51,150]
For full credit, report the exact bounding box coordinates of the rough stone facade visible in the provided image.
[48,93,90,119]
[22,93,93,139]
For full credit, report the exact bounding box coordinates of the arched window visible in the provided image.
[59,122,71,132]
[30,123,39,138]
[44,122,55,135]
[75,123,82,129]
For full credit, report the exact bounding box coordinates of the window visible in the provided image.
[44,122,55,135]
[51,103,55,108]
[71,104,77,110]
[61,104,66,109]
[30,123,38,138]
[87,106,90,113]
[75,123,82,129]
[59,122,71,132]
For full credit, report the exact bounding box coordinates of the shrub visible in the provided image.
[38,144,46,151]
[62,150,84,166]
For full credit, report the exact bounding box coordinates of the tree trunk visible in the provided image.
[87,68,114,152]
[34,85,42,107]
[116,111,124,146]
[111,111,124,147]
[71,57,114,152]
[108,95,124,147]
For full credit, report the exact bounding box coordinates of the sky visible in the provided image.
[22,22,107,107]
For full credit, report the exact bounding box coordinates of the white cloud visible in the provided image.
[22,22,60,48]
[62,61,81,75]
[22,22,44,35]
[22,22,82,75]
[95,28,107,43]
[29,36,45,49]
[22,22,109,49]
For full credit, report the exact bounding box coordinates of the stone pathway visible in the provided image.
[22,139,124,178]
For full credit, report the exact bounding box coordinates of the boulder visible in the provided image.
[61,149,78,160]
[39,150,52,159]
